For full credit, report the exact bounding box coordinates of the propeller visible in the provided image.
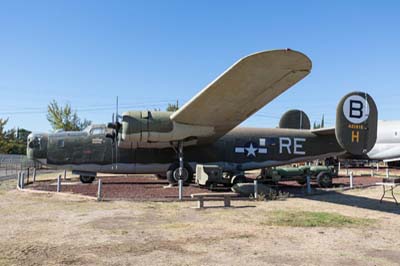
[106,97,121,170]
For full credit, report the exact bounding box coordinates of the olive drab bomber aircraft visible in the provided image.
[27,49,378,185]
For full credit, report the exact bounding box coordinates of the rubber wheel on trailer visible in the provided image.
[231,175,247,185]
[166,162,193,185]
[297,178,307,185]
[317,172,333,188]
[80,175,95,184]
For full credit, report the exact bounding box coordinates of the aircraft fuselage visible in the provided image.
[27,126,344,175]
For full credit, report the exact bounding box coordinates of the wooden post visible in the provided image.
[178,179,183,200]
[57,174,61,192]
[97,179,102,201]
[254,179,258,199]
[350,172,353,188]
[33,168,36,183]
[64,169,67,180]
[27,168,30,184]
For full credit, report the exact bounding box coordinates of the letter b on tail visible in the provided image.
[336,92,378,155]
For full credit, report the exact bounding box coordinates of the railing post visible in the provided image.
[64,169,67,180]
[97,179,103,201]
[350,172,353,188]
[57,174,61,192]
[178,179,183,200]
[17,172,21,189]
[306,175,311,194]
[254,179,258,199]
[20,172,25,189]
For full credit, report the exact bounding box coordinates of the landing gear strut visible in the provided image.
[166,141,193,185]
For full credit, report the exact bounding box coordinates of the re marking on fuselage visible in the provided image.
[279,137,306,155]
[235,137,306,157]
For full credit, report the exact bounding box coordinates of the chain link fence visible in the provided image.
[0,154,42,180]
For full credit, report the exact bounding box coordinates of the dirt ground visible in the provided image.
[1,175,400,266]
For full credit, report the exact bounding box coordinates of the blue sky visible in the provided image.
[0,0,399,132]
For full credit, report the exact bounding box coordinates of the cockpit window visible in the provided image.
[28,138,40,148]
[90,128,105,135]
[57,139,65,148]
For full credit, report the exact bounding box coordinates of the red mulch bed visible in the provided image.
[27,176,212,201]
[25,170,390,201]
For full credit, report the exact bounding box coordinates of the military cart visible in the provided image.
[195,164,336,189]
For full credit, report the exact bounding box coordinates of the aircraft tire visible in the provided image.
[231,175,247,185]
[80,175,95,184]
[166,163,193,185]
[155,174,167,180]
[317,172,333,188]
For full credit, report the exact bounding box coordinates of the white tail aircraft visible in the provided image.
[367,120,400,162]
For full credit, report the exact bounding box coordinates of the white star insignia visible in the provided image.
[245,143,258,157]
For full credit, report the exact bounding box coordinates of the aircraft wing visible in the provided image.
[170,49,312,142]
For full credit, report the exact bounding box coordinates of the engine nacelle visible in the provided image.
[120,110,214,148]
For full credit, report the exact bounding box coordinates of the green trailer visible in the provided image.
[261,165,336,188]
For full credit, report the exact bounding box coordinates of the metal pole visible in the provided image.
[338,161,341,173]
[17,172,21,189]
[20,172,25,189]
[97,179,102,201]
[178,179,183,200]
[33,168,36,183]
[64,169,67,180]
[57,174,61,192]
[306,175,311,194]
[254,179,258,199]
[350,172,353,188]
[386,168,389,178]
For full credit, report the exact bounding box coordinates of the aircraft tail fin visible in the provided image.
[335,92,378,155]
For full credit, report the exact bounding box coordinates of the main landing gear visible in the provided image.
[80,175,95,184]
[166,141,193,185]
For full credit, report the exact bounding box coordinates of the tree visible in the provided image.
[313,114,325,129]
[0,118,30,154]
[47,100,91,131]
[166,100,179,112]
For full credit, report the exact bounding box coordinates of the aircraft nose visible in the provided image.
[26,133,48,161]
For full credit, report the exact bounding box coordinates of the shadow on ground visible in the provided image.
[306,190,400,215]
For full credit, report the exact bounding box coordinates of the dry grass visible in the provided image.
[1,178,400,266]
[261,210,374,227]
